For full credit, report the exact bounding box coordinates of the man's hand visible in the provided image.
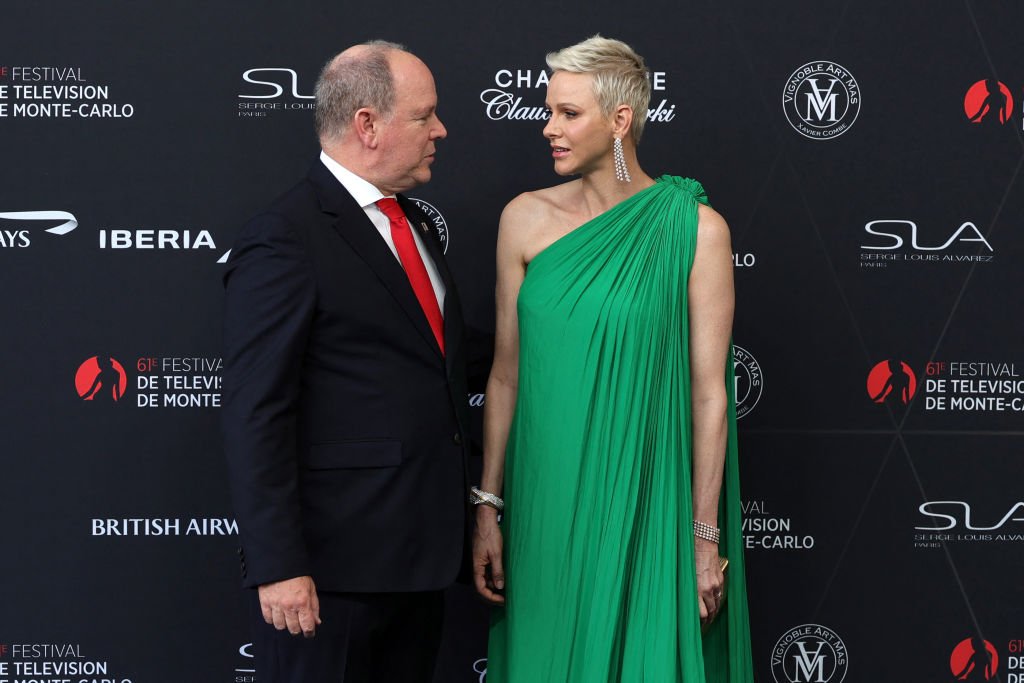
[258,575,322,637]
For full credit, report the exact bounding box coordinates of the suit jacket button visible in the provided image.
[453,433,462,445]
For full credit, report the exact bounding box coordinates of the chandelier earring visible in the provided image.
[613,136,631,183]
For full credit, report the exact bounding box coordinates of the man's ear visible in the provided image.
[353,108,379,149]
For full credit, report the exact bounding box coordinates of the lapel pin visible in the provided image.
[420,222,429,233]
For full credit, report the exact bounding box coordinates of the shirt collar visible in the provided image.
[319,150,394,208]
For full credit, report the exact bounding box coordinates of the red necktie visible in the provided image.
[376,198,445,354]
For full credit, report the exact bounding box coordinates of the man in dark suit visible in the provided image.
[222,40,469,682]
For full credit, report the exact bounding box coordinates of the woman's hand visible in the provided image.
[473,506,506,605]
[695,543,724,628]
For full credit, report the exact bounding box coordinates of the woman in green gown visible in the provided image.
[473,35,754,682]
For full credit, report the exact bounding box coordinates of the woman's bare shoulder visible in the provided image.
[501,180,579,225]
[696,203,731,246]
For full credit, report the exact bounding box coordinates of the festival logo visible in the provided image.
[771,624,848,683]
[733,345,763,419]
[866,359,917,408]
[742,499,815,551]
[237,67,315,118]
[782,61,860,140]
[480,66,677,125]
[950,637,999,680]
[75,356,128,403]
[859,219,993,269]
[921,360,1024,413]
[964,79,1014,125]
[74,355,222,408]
[0,66,135,119]
[0,643,131,679]
[0,210,78,248]
[409,198,449,254]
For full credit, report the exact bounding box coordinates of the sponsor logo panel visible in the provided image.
[782,61,860,140]
[2,209,232,261]
[771,624,848,683]
[915,500,1024,547]
[480,67,676,125]
[237,67,315,118]
[859,219,993,269]
[0,211,78,248]
[91,517,238,537]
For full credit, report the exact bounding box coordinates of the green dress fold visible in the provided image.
[487,176,754,682]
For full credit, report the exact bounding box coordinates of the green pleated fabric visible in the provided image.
[487,176,754,682]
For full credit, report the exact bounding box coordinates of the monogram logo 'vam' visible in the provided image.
[783,61,860,140]
[771,624,848,683]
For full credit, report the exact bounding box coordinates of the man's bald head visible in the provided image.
[314,40,408,143]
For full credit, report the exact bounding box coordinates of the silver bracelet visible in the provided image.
[470,486,504,512]
[693,520,720,544]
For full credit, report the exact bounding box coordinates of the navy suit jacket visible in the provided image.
[222,159,470,592]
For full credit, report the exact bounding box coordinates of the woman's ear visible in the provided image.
[612,104,634,139]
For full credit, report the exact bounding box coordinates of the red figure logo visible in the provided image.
[964,79,1013,124]
[75,356,127,402]
[866,360,917,406]
[950,637,998,680]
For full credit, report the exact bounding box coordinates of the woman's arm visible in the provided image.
[473,196,532,605]
[687,204,736,626]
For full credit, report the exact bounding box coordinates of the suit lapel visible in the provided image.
[308,162,442,359]
[399,196,465,379]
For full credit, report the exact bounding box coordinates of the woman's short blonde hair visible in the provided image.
[546,35,651,143]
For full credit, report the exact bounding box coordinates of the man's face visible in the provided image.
[373,53,447,195]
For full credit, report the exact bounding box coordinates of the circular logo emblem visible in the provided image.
[783,61,860,140]
[866,359,917,405]
[733,345,763,419]
[75,356,128,402]
[950,637,998,680]
[964,79,1014,125]
[409,198,449,254]
[771,624,848,683]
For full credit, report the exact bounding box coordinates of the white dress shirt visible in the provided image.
[319,150,446,312]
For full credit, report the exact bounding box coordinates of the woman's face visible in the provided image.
[543,71,614,177]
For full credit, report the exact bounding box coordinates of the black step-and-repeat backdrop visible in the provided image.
[4,1,1023,681]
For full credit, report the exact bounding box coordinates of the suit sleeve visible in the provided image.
[222,212,315,588]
